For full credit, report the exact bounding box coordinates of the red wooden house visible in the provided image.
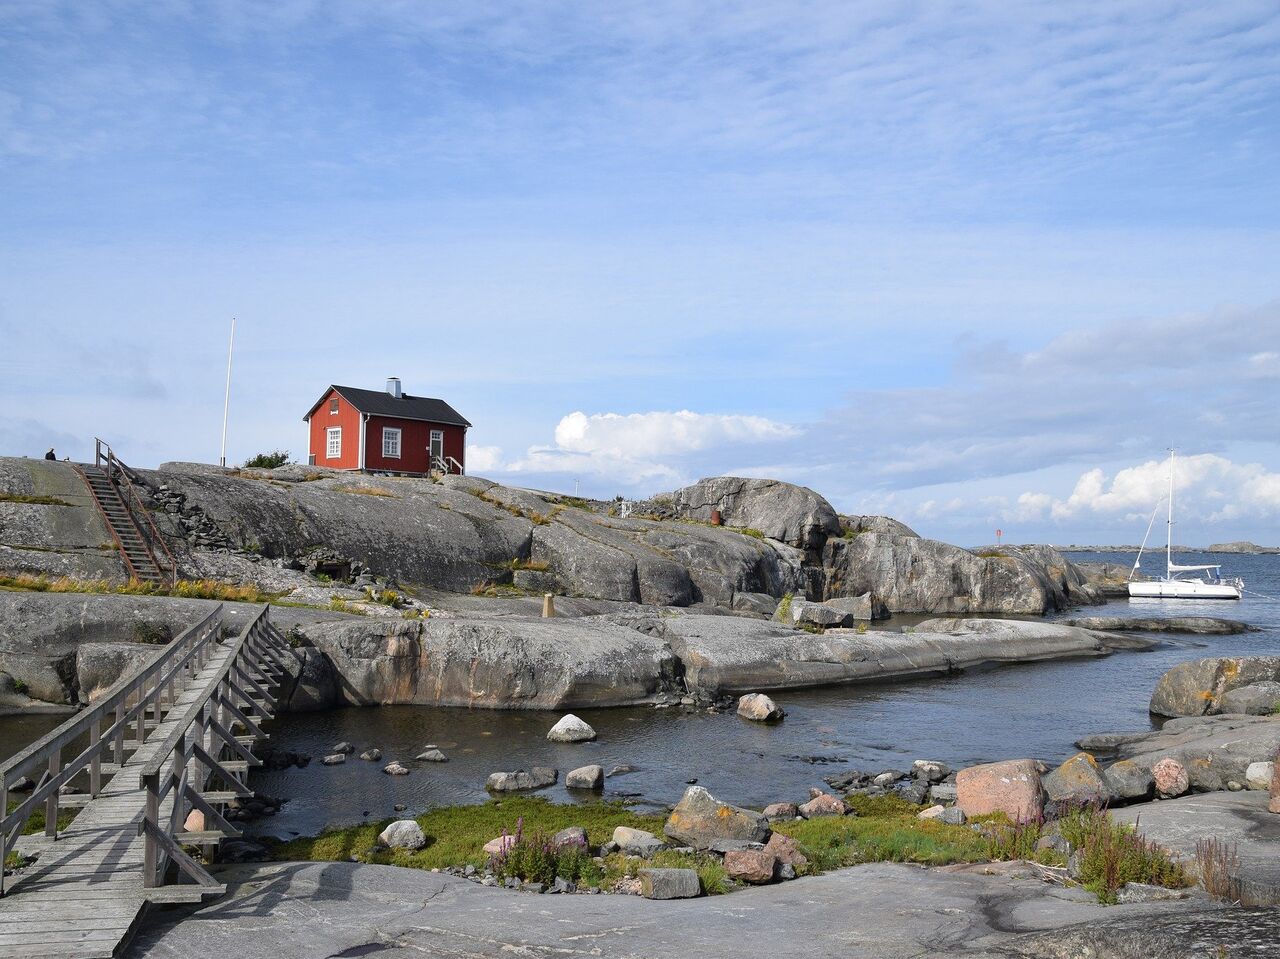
[303,378,469,475]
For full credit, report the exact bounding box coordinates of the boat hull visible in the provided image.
[1128,581,1242,600]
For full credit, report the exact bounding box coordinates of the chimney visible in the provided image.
[386,376,402,399]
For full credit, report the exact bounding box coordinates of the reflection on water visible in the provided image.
[3,551,1276,838]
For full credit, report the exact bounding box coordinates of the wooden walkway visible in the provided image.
[0,605,287,958]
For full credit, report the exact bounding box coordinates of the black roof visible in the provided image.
[304,385,471,428]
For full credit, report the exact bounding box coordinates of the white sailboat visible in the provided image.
[1128,450,1243,600]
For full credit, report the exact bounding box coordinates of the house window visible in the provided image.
[382,427,401,459]
[326,428,342,459]
[430,430,444,464]
[329,397,339,414]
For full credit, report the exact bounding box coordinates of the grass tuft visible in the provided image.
[0,493,74,506]
[0,573,277,604]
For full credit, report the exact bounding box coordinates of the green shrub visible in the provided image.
[737,527,765,539]
[243,451,290,469]
[776,592,793,620]
[1056,805,1190,903]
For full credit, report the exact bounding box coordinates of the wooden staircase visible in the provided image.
[74,440,176,585]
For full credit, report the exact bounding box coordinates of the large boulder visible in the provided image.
[565,765,604,790]
[1102,760,1154,802]
[1220,682,1280,716]
[956,759,1044,823]
[1150,657,1280,718]
[613,826,665,857]
[822,593,888,622]
[378,820,425,850]
[737,692,784,722]
[485,768,557,792]
[638,868,700,899]
[663,477,840,550]
[722,849,777,884]
[822,535,1089,615]
[547,714,596,742]
[773,598,847,629]
[664,786,771,848]
[1042,752,1107,807]
[1152,757,1190,798]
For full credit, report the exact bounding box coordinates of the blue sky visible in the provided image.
[2,1,1279,546]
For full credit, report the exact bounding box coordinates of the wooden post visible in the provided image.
[114,700,126,764]
[89,715,102,797]
[542,593,555,618]
[142,774,159,888]
[45,746,61,838]
[1,775,9,896]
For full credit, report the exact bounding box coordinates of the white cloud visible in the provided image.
[553,410,798,460]
[477,410,799,490]
[1019,454,1280,524]
[466,445,504,473]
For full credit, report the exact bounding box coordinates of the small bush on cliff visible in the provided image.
[776,592,793,620]
[243,451,290,469]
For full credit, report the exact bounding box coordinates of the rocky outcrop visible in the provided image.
[822,536,1097,615]
[606,613,1144,697]
[662,476,840,550]
[1066,616,1256,635]
[0,589,1158,713]
[2,458,1107,621]
[1078,715,1280,793]
[300,615,681,709]
[839,514,918,538]
[0,592,346,708]
[1150,657,1280,717]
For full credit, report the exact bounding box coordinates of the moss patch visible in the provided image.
[274,797,666,874]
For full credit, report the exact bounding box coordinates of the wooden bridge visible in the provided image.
[0,604,290,958]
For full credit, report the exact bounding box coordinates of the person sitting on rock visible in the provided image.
[44,448,56,461]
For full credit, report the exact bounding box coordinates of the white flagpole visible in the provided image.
[219,317,236,467]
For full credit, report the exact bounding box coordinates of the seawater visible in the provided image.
[4,551,1276,838]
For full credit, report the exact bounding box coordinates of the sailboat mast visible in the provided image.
[1166,449,1174,580]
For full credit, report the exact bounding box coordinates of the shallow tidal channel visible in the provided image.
[3,552,1276,841]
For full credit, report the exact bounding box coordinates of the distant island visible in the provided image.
[1053,541,1280,555]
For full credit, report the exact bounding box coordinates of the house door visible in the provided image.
[430,430,444,468]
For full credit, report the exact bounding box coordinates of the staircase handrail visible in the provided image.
[70,461,144,582]
[92,438,178,585]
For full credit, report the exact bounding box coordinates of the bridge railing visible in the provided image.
[0,605,224,895]
[138,605,290,892]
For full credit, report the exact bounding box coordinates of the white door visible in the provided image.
[430,430,444,467]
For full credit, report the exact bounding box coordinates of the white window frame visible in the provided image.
[326,427,342,459]
[430,429,444,463]
[329,397,339,414]
[382,426,402,459]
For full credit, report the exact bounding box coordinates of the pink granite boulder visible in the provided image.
[1151,757,1190,799]
[955,759,1044,823]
